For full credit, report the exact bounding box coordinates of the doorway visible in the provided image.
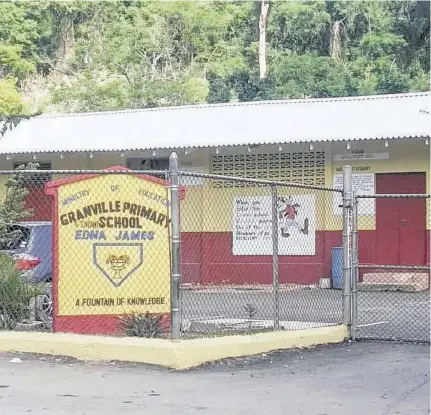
[374,173,426,265]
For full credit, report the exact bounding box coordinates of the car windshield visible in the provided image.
[0,225,31,251]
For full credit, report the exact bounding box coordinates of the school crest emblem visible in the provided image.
[93,243,143,287]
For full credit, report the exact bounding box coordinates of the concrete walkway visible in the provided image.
[0,342,429,415]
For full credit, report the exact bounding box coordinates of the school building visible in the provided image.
[0,92,429,285]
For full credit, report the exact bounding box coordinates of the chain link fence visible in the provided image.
[352,194,430,343]
[178,170,344,337]
[0,166,53,331]
[0,163,348,339]
[3,160,428,343]
[0,167,171,336]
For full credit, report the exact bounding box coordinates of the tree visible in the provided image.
[0,163,37,248]
[0,1,429,113]
[0,2,46,133]
[271,54,353,98]
[258,0,269,78]
[206,72,232,103]
[0,79,26,118]
[268,0,331,55]
[0,78,31,137]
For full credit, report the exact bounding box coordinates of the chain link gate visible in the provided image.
[351,193,430,343]
[172,157,351,338]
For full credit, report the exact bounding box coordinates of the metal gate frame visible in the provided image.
[169,153,353,339]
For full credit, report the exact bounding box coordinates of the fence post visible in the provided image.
[342,165,353,328]
[351,191,359,340]
[169,152,181,340]
[271,185,280,330]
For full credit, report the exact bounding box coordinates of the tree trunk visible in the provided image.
[258,0,269,79]
[330,19,344,62]
[56,15,75,71]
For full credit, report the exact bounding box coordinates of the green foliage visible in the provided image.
[0,78,33,137]
[0,253,43,329]
[0,1,46,79]
[0,78,27,117]
[268,0,331,54]
[51,77,131,112]
[0,2,46,124]
[0,163,36,247]
[271,54,354,98]
[0,0,429,113]
[207,72,231,103]
[118,312,164,338]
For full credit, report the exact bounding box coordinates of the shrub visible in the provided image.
[0,253,43,329]
[244,303,259,329]
[118,312,164,338]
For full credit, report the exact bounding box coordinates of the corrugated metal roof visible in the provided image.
[0,92,429,155]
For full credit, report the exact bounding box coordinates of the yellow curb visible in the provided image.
[175,324,348,369]
[0,325,348,370]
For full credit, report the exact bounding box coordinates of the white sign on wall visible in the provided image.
[333,152,389,161]
[333,173,375,215]
[232,194,316,256]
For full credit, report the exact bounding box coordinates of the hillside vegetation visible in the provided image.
[0,0,429,117]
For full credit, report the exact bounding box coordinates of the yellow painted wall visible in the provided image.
[180,139,430,233]
[179,144,335,233]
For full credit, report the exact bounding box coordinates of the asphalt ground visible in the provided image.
[181,289,430,341]
[0,342,428,414]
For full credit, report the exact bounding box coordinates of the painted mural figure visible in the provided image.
[277,196,309,238]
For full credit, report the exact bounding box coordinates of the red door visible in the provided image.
[375,173,426,266]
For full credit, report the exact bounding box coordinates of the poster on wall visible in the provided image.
[232,194,316,256]
[333,173,375,215]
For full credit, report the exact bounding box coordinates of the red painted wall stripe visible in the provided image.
[181,230,430,285]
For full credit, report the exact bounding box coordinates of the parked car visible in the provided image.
[0,222,52,322]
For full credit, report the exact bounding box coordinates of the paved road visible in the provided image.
[182,289,430,341]
[0,342,428,414]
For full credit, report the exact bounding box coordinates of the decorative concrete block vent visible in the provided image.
[359,272,430,292]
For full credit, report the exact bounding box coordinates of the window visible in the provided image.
[13,162,52,188]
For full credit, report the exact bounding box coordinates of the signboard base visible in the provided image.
[54,313,171,336]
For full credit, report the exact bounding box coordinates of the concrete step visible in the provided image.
[360,272,429,292]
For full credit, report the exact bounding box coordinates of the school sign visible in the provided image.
[45,166,180,335]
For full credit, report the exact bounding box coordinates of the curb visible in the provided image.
[0,325,348,370]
